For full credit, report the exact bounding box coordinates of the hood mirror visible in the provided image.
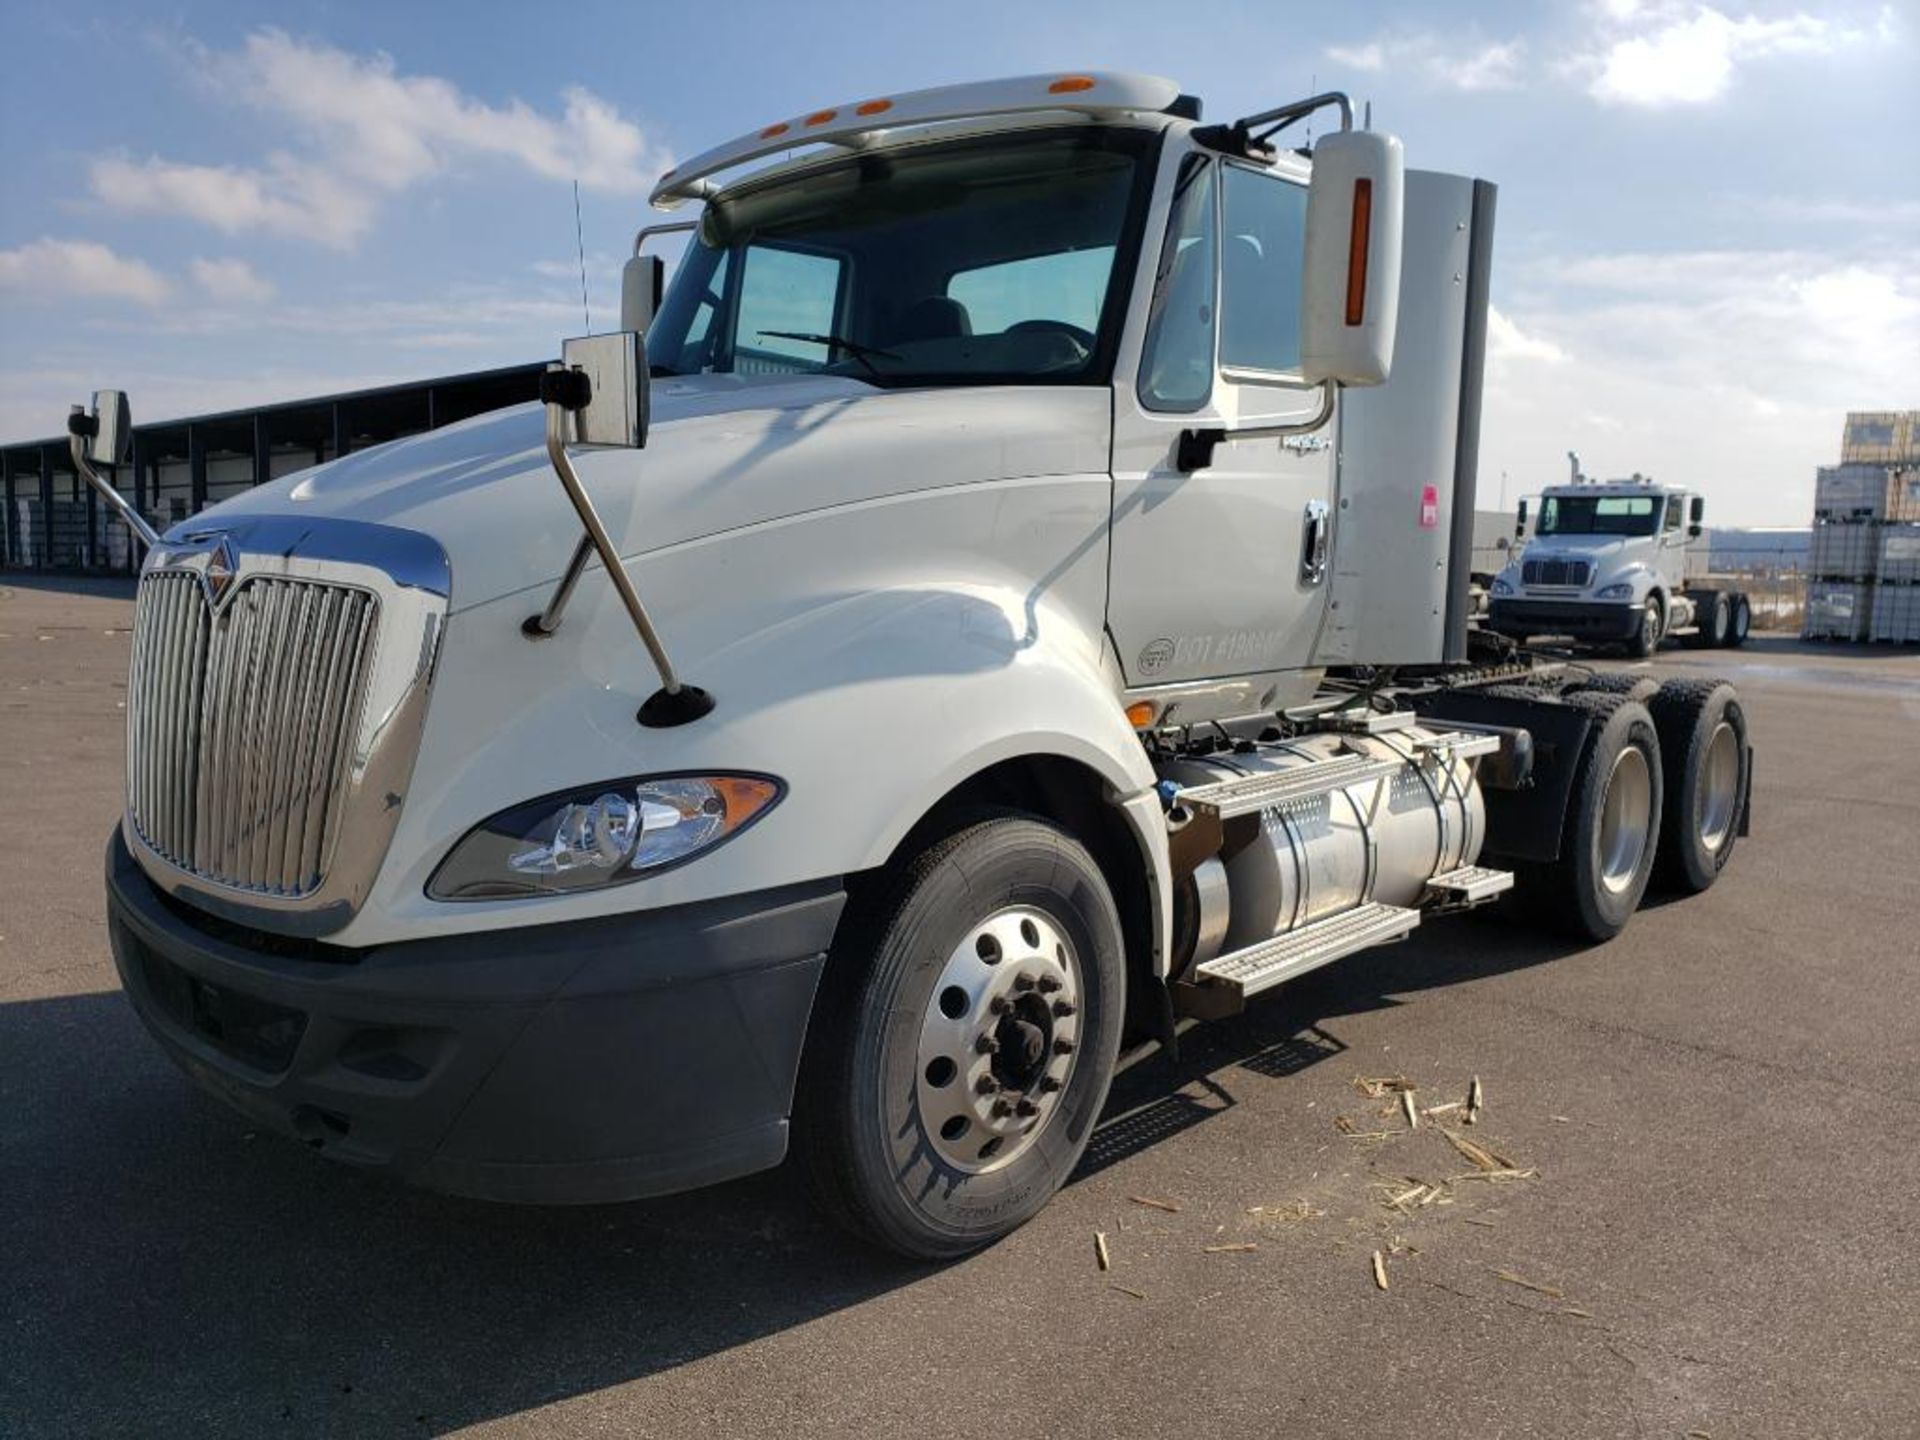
[66,389,158,550]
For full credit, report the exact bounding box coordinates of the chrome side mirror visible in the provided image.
[1515,498,1528,540]
[80,389,133,466]
[559,332,648,449]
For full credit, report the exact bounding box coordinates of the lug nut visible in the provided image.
[991,1098,1014,1118]
[1051,999,1077,1018]
[1037,976,1063,994]
[1054,1038,1075,1055]
[1012,974,1037,992]
[974,1034,998,1055]
[988,996,1010,1015]
[1015,1098,1039,1118]
[1038,1076,1062,1093]
[975,1075,999,1094]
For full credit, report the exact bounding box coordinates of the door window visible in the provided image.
[1218,166,1308,375]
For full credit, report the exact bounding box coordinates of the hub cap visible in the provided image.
[1699,721,1739,851]
[1597,745,1653,894]
[915,905,1082,1173]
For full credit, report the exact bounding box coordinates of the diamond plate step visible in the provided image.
[1173,754,1404,821]
[1424,864,1515,904]
[1194,902,1421,997]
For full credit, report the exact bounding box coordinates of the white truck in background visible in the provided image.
[68,72,1752,1259]
[1488,456,1751,656]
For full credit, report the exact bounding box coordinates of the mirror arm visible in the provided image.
[531,365,713,727]
[520,534,595,638]
[1175,380,1336,474]
[66,409,159,550]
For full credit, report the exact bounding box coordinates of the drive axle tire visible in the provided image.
[1514,692,1664,942]
[1647,679,1748,893]
[1565,672,1659,702]
[795,812,1125,1260]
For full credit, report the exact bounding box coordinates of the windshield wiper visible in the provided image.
[757,330,901,378]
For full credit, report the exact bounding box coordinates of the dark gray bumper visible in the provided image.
[1487,598,1640,642]
[105,829,844,1204]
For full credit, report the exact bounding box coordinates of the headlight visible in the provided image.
[1491,576,1514,595]
[428,774,783,900]
[1596,582,1635,599]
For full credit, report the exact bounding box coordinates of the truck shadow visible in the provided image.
[4,909,1578,1437]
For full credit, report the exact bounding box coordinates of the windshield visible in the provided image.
[1537,494,1664,537]
[648,126,1155,387]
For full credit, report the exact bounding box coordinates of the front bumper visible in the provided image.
[105,829,844,1204]
[1487,598,1640,642]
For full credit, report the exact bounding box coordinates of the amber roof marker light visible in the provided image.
[1048,75,1097,94]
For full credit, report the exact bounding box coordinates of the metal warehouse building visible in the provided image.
[1,363,544,573]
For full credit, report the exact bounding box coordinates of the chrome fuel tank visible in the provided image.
[1162,725,1485,959]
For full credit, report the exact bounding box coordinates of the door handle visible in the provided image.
[1300,499,1331,584]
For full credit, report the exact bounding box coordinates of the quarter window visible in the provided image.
[1137,155,1217,412]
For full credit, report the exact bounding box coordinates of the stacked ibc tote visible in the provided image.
[1804,411,1920,643]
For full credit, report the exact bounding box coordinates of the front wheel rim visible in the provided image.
[1698,721,1740,851]
[1597,745,1653,894]
[915,905,1083,1174]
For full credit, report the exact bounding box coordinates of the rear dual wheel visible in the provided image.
[1514,692,1664,942]
[796,812,1125,1260]
[1648,680,1748,893]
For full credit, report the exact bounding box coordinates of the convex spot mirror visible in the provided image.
[558,332,649,449]
[82,389,132,467]
[1300,129,1404,388]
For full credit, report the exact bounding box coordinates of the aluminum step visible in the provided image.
[1424,864,1515,905]
[1173,754,1404,821]
[1193,902,1421,997]
[1413,729,1504,761]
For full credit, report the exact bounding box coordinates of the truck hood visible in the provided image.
[179,372,1111,610]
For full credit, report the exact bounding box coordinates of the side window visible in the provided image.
[1138,155,1217,412]
[1664,497,1682,532]
[734,246,844,373]
[1218,165,1308,375]
[948,248,1115,337]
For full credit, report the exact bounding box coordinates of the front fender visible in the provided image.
[340,473,1160,947]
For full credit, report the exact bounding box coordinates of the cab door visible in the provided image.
[1107,148,1337,702]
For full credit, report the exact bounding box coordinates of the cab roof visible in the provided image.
[649,71,1185,211]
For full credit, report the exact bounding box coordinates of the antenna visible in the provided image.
[573,180,591,334]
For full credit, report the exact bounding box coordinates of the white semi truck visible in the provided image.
[73,73,1752,1259]
[1488,458,1752,656]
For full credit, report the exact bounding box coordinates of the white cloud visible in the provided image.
[89,153,373,249]
[1322,33,1526,91]
[1326,42,1387,72]
[1481,248,1920,525]
[0,237,171,305]
[189,257,275,303]
[89,29,669,248]
[1584,6,1849,107]
[1488,306,1570,365]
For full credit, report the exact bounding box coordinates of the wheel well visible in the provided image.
[866,755,1166,1049]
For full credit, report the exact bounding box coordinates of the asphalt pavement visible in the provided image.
[4,573,1918,1438]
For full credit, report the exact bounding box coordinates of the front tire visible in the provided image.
[795,812,1126,1259]
[1630,598,1663,658]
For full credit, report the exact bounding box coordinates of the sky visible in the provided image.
[0,0,1915,527]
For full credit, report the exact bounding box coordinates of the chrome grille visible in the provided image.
[1521,558,1592,587]
[127,571,379,897]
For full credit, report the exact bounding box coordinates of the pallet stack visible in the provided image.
[1803,411,1920,643]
